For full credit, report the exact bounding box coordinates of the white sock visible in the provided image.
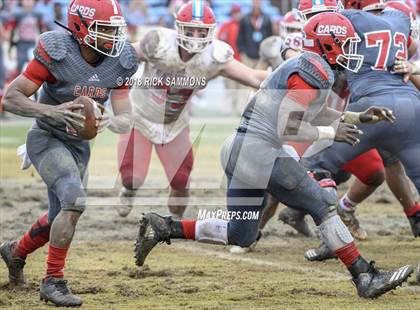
[339,193,358,212]
[195,219,228,245]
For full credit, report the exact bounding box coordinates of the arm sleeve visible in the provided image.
[286,74,319,108]
[22,59,56,86]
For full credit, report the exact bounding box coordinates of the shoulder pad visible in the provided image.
[383,8,410,23]
[259,36,282,60]
[298,52,334,89]
[140,28,172,61]
[340,9,364,20]
[35,31,69,62]
[119,41,138,70]
[211,39,234,64]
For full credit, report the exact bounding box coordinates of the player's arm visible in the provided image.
[277,74,361,145]
[220,59,269,89]
[101,86,133,134]
[3,61,85,130]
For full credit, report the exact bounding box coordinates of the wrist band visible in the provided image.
[317,126,336,140]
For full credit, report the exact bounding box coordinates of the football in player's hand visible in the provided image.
[72,96,104,140]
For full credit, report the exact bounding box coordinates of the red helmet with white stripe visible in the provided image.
[344,0,385,11]
[67,0,127,57]
[175,1,216,53]
[385,1,419,39]
[282,10,304,34]
[298,0,338,21]
[302,12,364,72]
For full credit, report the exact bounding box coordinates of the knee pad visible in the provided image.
[319,215,354,252]
[195,219,228,245]
[55,178,86,213]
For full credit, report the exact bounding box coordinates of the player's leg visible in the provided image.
[338,149,385,240]
[134,175,266,266]
[394,147,420,237]
[267,156,412,298]
[379,150,420,237]
[26,126,86,306]
[155,127,193,219]
[117,128,153,217]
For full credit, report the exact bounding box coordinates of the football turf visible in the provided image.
[1,119,419,309]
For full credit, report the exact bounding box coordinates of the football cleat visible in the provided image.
[304,241,337,261]
[0,241,26,285]
[278,207,314,237]
[352,261,413,298]
[40,277,83,307]
[337,205,367,240]
[407,211,420,237]
[117,187,137,217]
[135,213,174,267]
[416,261,420,284]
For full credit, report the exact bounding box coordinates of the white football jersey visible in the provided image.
[131,28,234,144]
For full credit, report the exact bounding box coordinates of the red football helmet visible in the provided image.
[281,10,304,35]
[302,12,364,72]
[386,1,419,39]
[343,0,385,11]
[67,0,127,57]
[298,0,338,21]
[175,1,216,53]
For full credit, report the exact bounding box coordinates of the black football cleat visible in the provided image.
[40,277,83,307]
[352,261,413,299]
[0,241,26,285]
[278,207,314,237]
[407,211,420,237]
[304,241,337,262]
[135,213,176,267]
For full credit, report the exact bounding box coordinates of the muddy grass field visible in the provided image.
[1,119,419,309]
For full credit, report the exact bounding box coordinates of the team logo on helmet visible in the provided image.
[303,12,364,73]
[67,0,127,58]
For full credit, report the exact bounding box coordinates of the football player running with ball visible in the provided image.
[135,12,413,299]
[0,0,137,306]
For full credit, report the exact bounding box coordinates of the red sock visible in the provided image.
[405,202,420,217]
[335,242,361,268]
[14,213,50,259]
[46,245,68,279]
[181,220,196,239]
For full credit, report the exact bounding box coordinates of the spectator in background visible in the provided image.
[125,0,150,39]
[236,0,272,68]
[34,0,54,30]
[217,3,242,61]
[51,1,67,32]
[9,0,43,73]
